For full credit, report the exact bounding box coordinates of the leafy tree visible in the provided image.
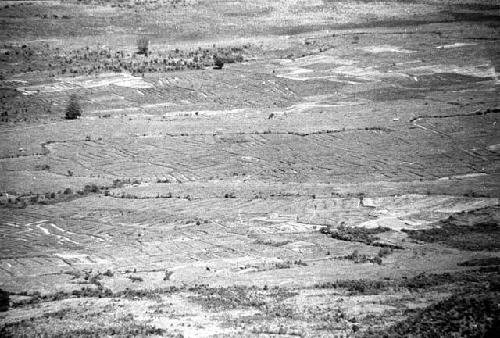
[137,36,150,56]
[65,94,82,120]
[213,56,224,70]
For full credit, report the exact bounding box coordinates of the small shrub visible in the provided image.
[84,184,99,193]
[35,164,50,171]
[378,247,392,258]
[163,270,173,281]
[103,270,114,277]
[128,276,143,283]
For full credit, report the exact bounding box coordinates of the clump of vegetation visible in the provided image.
[102,269,114,277]
[64,94,82,120]
[83,183,100,193]
[254,238,291,247]
[0,317,167,338]
[163,270,173,281]
[128,275,144,283]
[321,224,396,248]
[403,219,499,251]
[458,257,500,267]
[342,249,383,265]
[377,247,392,258]
[364,292,500,337]
[213,56,224,69]
[137,36,149,56]
[190,286,297,312]
[137,36,150,56]
[192,287,264,311]
[0,289,9,312]
[34,164,50,171]
[314,268,500,296]
[314,279,391,294]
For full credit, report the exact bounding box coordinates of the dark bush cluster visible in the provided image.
[321,224,401,249]
[403,217,499,251]
[364,292,500,337]
[342,249,383,265]
[0,289,9,312]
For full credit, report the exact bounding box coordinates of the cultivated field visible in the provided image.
[0,0,499,337]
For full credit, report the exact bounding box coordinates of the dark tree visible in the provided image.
[65,94,82,120]
[213,56,224,70]
[137,36,150,56]
[0,289,9,312]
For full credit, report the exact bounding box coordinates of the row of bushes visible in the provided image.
[0,184,103,208]
[2,41,247,76]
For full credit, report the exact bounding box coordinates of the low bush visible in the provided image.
[83,184,100,193]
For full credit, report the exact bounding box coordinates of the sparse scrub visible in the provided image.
[190,286,297,312]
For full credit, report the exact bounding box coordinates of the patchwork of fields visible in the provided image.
[1,0,499,337]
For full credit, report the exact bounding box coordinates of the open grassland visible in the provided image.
[1,0,499,336]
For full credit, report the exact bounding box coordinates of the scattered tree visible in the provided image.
[137,36,150,56]
[213,56,224,70]
[0,289,9,312]
[65,94,82,120]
